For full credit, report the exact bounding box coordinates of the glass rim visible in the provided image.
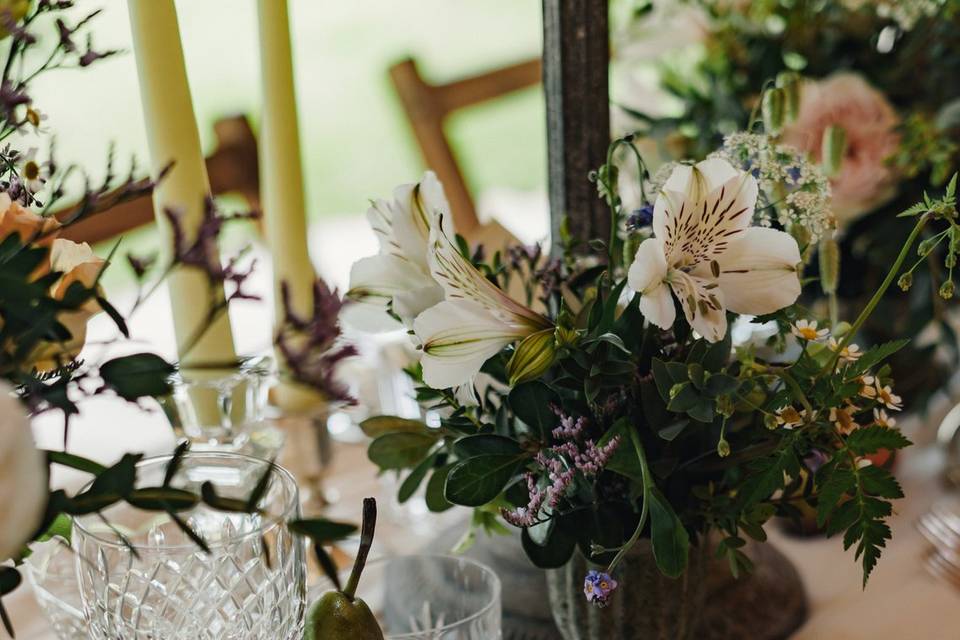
[72,451,299,552]
[312,554,502,638]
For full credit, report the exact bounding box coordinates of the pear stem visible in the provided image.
[343,497,377,601]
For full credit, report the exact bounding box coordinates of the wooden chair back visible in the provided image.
[56,115,260,245]
[389,56,541,241]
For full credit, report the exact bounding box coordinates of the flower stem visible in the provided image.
[606,423,652,574]
[818,215,928,377]
[343,497,377,600]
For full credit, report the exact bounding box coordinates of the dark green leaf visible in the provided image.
[509,381,560,438]
[398,453,437,503]
[46,450,107,475]
[599,418,642,480]
[657,420,689,442]
[359,415,431,438]
[367,432,437,470]
[648,487,689,578]
[445,454,526,507]
[288,518,358,541]
[847,340,910,376]
[96,295,129,338]
[99,353,176,402]
[454,434,523,458]
[127,487,200,512]
[425,464,455,512]
[845,426,912,456]
[521,522,577,569]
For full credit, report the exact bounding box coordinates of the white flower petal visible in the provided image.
[345,254,440,329]
[393,283,445,324]
[414,300,528,388]
[427,214,550,330]
[639,282,676,330]
[715,227,802,315]
[0,382,47,561]
[673,272,728,343]
[662,158,740,202]
[628,238,669,294]
[365,198,398,254]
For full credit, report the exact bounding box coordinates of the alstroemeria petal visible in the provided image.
[715,227,802,315]
[639,283,676,330]
[627,238,668,294]
[427,214,550,330]
[673,272,728,343]
[365,197,398,254]
[345,254,440,329]
[664,158,741,201]
[414,299,529,388]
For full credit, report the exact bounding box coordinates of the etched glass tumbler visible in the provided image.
[73,452,306,640]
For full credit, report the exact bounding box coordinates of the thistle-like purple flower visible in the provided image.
[584,570,618,607]
[276,279,357,406]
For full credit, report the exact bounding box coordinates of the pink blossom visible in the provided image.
[781,73,901,226]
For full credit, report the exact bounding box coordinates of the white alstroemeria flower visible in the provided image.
[0,382,47,561]
[344,172,453,331]
[413,215,552,389]
[627,158,802,342]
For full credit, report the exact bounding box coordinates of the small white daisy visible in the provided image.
[828,338,862,362]
[873,408,896,428]
[791,319,829,342]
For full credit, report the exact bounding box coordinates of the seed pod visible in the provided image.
[762,88,786,135]
[940,279,955,300]
[717,438,731,458]
[898,272,913,291]
[622,233,642,269]
[818,235,840,295]
[764,414,779,430]
[776,71,801,122]
[821,125,847,177]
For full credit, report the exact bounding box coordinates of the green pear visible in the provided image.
[305,498,385,640]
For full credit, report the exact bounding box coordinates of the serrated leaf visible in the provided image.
[845,426,912,455]
[847,340,910,376]
[816,467,855,527]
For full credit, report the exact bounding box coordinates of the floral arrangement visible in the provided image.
[0,2,356,629]
[352,118,960,602]
[615,0,960,403]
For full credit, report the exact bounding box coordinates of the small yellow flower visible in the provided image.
[791,319,829,342]
[875,382,902,411]
[775,406,815,430]
[858,375,877,400]
[830,405,860,435]
[828,338,862,362]
[873,408,896,428]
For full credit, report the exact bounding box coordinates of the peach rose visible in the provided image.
[781,73,901,227]
[28,239,105,368]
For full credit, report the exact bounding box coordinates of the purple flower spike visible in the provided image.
[583,570,618,608]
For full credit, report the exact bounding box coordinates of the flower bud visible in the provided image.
[506,328,557,386]
[776,72,801,122]
[898,272,913,291]
[940,279,955,300]
[762,88,786,135]
[622,233,642,270]
[764,414,779,430]
[821,125,847,177]
[717,437,731,458]
[818,235,840,295]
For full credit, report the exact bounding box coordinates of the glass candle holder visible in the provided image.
[73,452,306,640]
[309,555,501,639]
[167,357,274,451]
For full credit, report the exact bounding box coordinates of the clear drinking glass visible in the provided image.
[73,452,306,640]
[309,555,501,639]
[24,539,87,639]
[167,357,274,451]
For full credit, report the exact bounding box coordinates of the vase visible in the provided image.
[546,540,710,640]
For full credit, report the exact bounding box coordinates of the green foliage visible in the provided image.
[99,353,176,402]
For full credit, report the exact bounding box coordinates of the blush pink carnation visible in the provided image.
[781,73,901,226]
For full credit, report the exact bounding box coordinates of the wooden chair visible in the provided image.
[56,115,261,245]
[389,56,541,246]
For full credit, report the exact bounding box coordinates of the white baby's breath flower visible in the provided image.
[875,382,902,411]
[790,319,829,342]
[627,158,802,342]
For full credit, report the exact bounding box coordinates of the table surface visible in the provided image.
[9,439,960,640]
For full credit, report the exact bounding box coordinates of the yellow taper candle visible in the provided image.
[257,0,324,413]
[127,0,238,369]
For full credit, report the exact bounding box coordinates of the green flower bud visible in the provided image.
[762,88,786,135]
[947,252,957,269]
[506,328,557,386]
[776,71,801,122]
[918,236,940,257]
[940,279,955,300]
[898,272,913,291]
[716,395,735,418]
[717,438,731,458]
[818,235,840,295]
[821,125,847,177]
[622,233,642,270]
[554,324,579,348]
[764,414,779,430]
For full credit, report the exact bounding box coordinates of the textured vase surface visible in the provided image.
[546,540,709,640]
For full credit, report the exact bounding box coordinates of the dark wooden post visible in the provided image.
[542,0,611,254]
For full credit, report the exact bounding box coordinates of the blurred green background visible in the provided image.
[25,0,547,219]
